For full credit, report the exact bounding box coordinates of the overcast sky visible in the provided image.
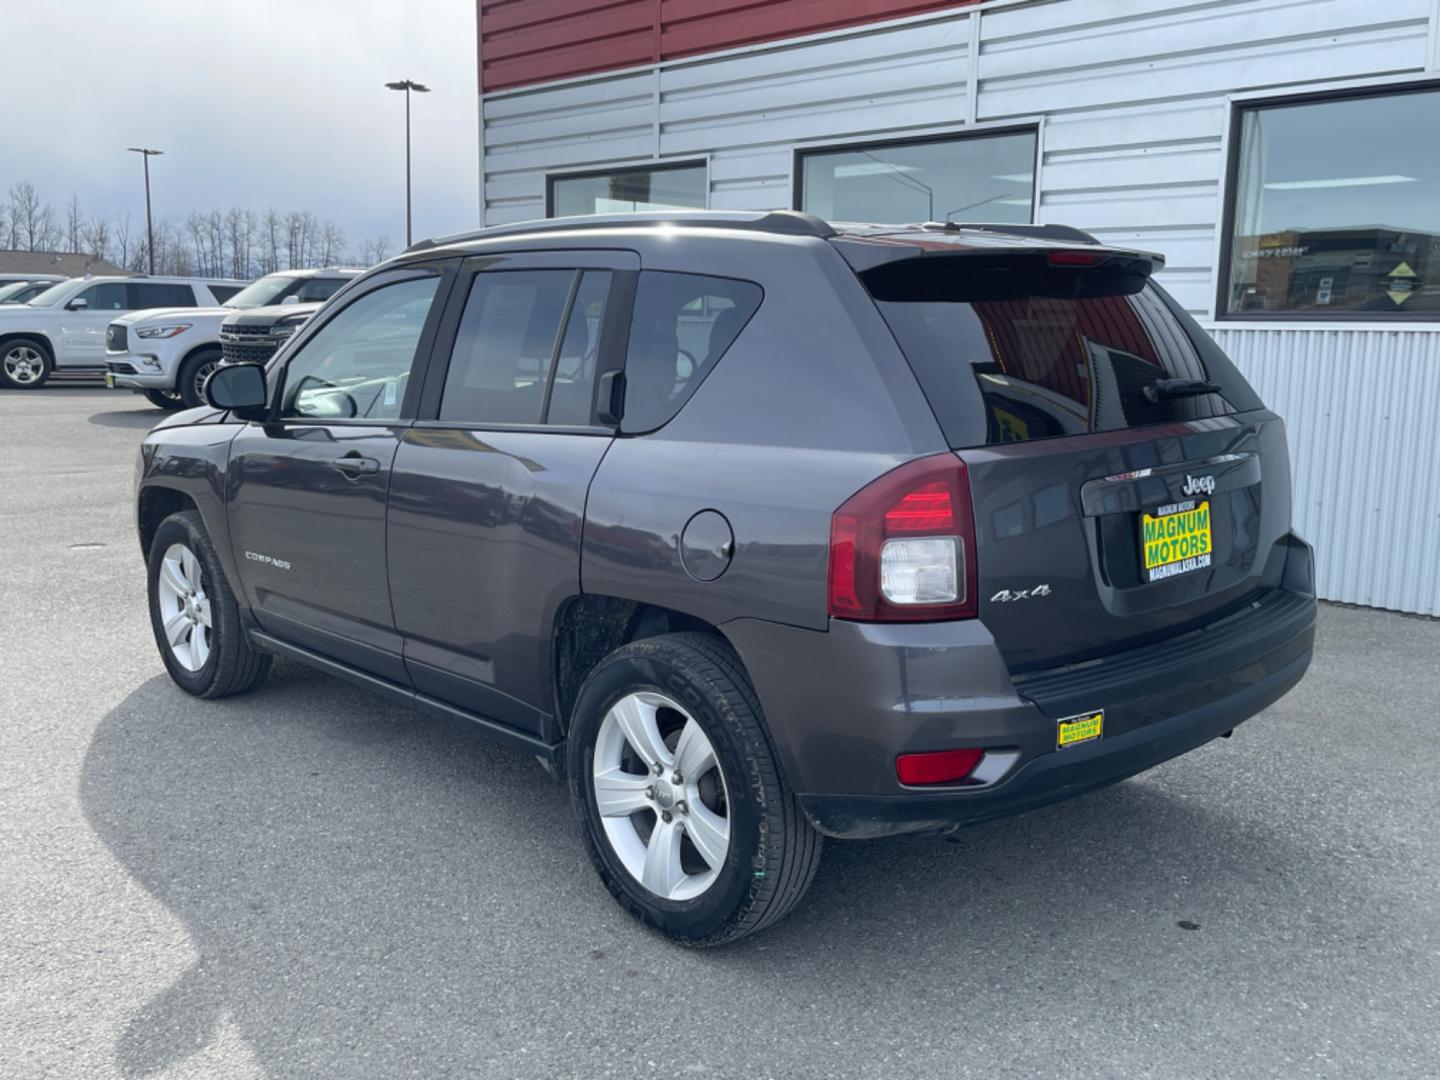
[5,1,478,254]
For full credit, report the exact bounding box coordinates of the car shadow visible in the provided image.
[87,407,162,430]
[82,665,1360,1078]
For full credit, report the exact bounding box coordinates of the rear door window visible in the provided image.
[130,283,195,308]
[439,270,573,425]
[861,257,1261,447]
[621,271,761,433]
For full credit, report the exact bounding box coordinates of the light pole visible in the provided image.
[385,79,430,246]
[126,147,162,274]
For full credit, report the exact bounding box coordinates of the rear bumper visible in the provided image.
[725,538,1316,839]
[798,646,1309,838]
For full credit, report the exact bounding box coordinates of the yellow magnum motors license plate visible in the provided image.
[104,372,115,388]
[1141,499,1212,583]
[1057,709,1104,750]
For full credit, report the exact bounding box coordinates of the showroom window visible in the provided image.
[1222,84,1440,319]
[548,162,707,218]
[796,129,1036,226]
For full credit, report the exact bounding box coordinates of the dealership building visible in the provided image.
[476,0,1440,616]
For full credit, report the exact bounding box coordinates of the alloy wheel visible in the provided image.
[3,346,45,385]
[191,359,218,403]
[155,542,213,672]
[592,691,731,901]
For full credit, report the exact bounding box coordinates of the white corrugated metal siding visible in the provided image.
[1213,327,1440,616]
[481,0,1440,615]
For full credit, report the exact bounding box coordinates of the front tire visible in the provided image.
[177,349,221,408]
[147,510,271,698]
[568,632,822,947]
[144,388,185,410]
[0,338,52,389]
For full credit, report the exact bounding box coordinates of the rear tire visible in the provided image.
[147,510,271,698]
[568,632,822,947]
[0,337,52,389]
[177,349,221,408]
[144,389,185,410]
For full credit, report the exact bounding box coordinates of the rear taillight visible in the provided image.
[828,454,979,621]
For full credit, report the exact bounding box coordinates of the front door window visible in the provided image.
[280,277,440,421]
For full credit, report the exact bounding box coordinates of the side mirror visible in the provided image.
[66,297,89,311]
[204,362,268,421]
[280,295,301,306]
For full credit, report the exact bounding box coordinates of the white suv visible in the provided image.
[0,276,243,390]
[105,268,361,408]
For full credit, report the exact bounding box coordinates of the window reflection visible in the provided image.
[799,130,1036,225]
[1226,88,1440,317]
[550,164,707,217]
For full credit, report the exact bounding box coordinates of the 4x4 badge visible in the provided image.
[991,584,1052,603]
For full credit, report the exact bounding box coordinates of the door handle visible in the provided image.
[331,454,380,476]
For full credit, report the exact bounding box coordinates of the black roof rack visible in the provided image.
[915,221,1101,245]
[406,210,836,253]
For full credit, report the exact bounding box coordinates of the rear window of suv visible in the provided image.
[860,256,1260,447]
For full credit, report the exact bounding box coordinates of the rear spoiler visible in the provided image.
[835,235,1165,277]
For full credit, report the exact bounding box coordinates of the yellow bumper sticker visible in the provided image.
[1057,709,1104,750]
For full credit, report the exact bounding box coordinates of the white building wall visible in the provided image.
[481,0,1440,616]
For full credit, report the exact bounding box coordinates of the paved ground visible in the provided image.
[1,386,1437,1080]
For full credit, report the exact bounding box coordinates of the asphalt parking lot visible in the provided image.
[1,386,1437,1080]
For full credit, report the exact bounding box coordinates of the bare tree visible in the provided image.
[65,194,85,253]
[9,182,47,250]
[114,214,132,269]
[317,220,346,267]
[1,179,369,276]
[360,235,393,265]
[261,208,281,273]
[84,217,112,262]
[185,212,210,275]
[225,207,255,279]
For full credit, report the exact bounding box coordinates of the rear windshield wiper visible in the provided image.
[1143,377,1223,403]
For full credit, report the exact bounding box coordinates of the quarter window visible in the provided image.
[621,272,762,433]
[549,163,707,218]
[280,275,439,421]
[1223,86,1440,318]
[798,130,1037,226]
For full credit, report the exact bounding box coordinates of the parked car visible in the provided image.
[0,280,61,305]
[133,211,1316,946]
[106,268,361,409]
[0,275,243,389]
[0,272,65,287]
[214,270,364,372]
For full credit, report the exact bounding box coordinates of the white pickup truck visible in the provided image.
[104,268,361,408]
[0,276,244,390]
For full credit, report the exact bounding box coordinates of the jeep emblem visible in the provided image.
[1182,474,1216,497]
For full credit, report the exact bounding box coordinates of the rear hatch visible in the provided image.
[845,235,1291,673]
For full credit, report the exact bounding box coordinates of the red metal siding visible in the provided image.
[479,0,977,91]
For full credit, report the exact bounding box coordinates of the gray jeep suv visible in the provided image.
[134,211,1316,946]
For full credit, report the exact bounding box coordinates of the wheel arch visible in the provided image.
[179,341,223,367]
[0,330,55,361]
[550,594,736,737]
[137,485,200,558]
